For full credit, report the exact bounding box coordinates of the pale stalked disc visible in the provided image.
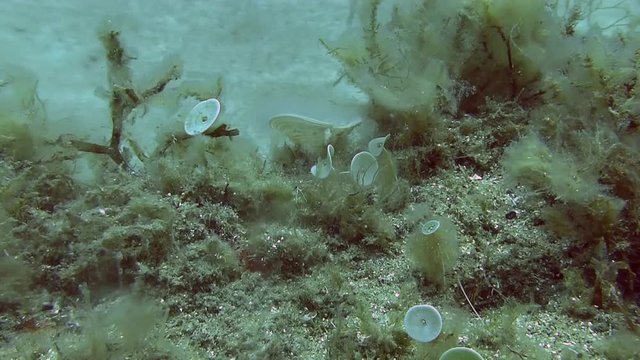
[350,151,379,187]
[367,134,390,157]
[269,113,361,154]
[310,144,335,179]
[184,98,221,136]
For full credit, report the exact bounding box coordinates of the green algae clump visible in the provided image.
[406,217,459,288]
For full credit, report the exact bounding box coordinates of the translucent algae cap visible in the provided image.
[403,304,442,343]
[350,151,379,187]
[311,144,335,179]
[269,113,361,154]
[367,134,389,157]
[184,98,221,135]
[421,220,441,235]
[439,347,484,360]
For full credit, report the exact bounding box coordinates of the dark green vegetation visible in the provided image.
[405,217,459,288]
[1,0,640,359]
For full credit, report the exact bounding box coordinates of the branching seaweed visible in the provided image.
[59,26,236,170]
[63,29,180,169]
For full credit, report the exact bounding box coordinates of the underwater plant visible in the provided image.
[406,217,459,288]
[183,98,222,136]
[439,347,484,360]
[310,144,335,179]
[269,113,361,156]
[58,25,236,170]
[0,64,45,161]
[403,304,442,343]
[347,134,397,197]
[323,0,573,141]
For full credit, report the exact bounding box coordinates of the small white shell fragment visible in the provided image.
[184,98,221,136]
[311,144,335,179]
[350,151,379,187]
